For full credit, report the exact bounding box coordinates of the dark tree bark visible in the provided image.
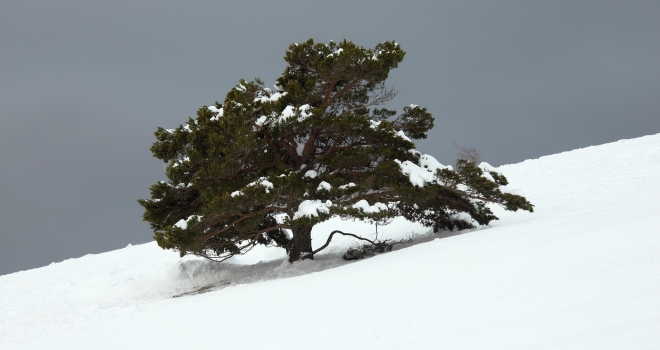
[287,225,313,262]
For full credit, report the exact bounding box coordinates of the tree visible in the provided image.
[138,39,533,263]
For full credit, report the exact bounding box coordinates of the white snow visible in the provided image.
[2,133,660,349]
[171,156,189,168]
[316,181,332,191]
[327,48,343,57]
[298,104,312,120]
[174,219,187,229]
[174,215,202,229]
[369,119,410,141]
[352,199,388,213]
[207,106,223,121]
[254,114,268,126]
[255,104,313,126]
[418,153,444,171]
[338,182,356,190]
[304,170,317,178]
[275,105,312,124]
[395,153,450,187]
[394,130,411,142]
[254,91,287,103]
[230,177,274,196]
[280,105,296,121]
[478,161,494,171]
[478,161,496,180]
[292,199,332,219]
[246,177,274,193]
[296,142,305,156]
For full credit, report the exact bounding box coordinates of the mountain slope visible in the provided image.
[1,134,659,349]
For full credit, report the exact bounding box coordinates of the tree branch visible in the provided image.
[303,229,411,259]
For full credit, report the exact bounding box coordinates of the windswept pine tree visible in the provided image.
[139,39,533,263]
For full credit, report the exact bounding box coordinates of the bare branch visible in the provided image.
[304,230,412,259]
[452,141,481,166]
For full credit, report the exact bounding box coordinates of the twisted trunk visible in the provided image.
[287,225,313,262]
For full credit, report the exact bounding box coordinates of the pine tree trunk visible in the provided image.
[288,225,313,262]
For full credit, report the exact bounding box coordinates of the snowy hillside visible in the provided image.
[2,134,660,349]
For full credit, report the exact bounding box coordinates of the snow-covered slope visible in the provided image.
[2,134,659,349]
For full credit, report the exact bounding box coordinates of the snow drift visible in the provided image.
[1,133,659,349]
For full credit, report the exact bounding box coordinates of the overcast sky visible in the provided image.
[1,1,659,275]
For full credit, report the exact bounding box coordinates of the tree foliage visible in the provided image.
[138,39,533,263]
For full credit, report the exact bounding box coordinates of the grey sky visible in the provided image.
[2,1,659,275]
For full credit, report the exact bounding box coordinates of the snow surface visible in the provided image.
[2,134,660,349]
